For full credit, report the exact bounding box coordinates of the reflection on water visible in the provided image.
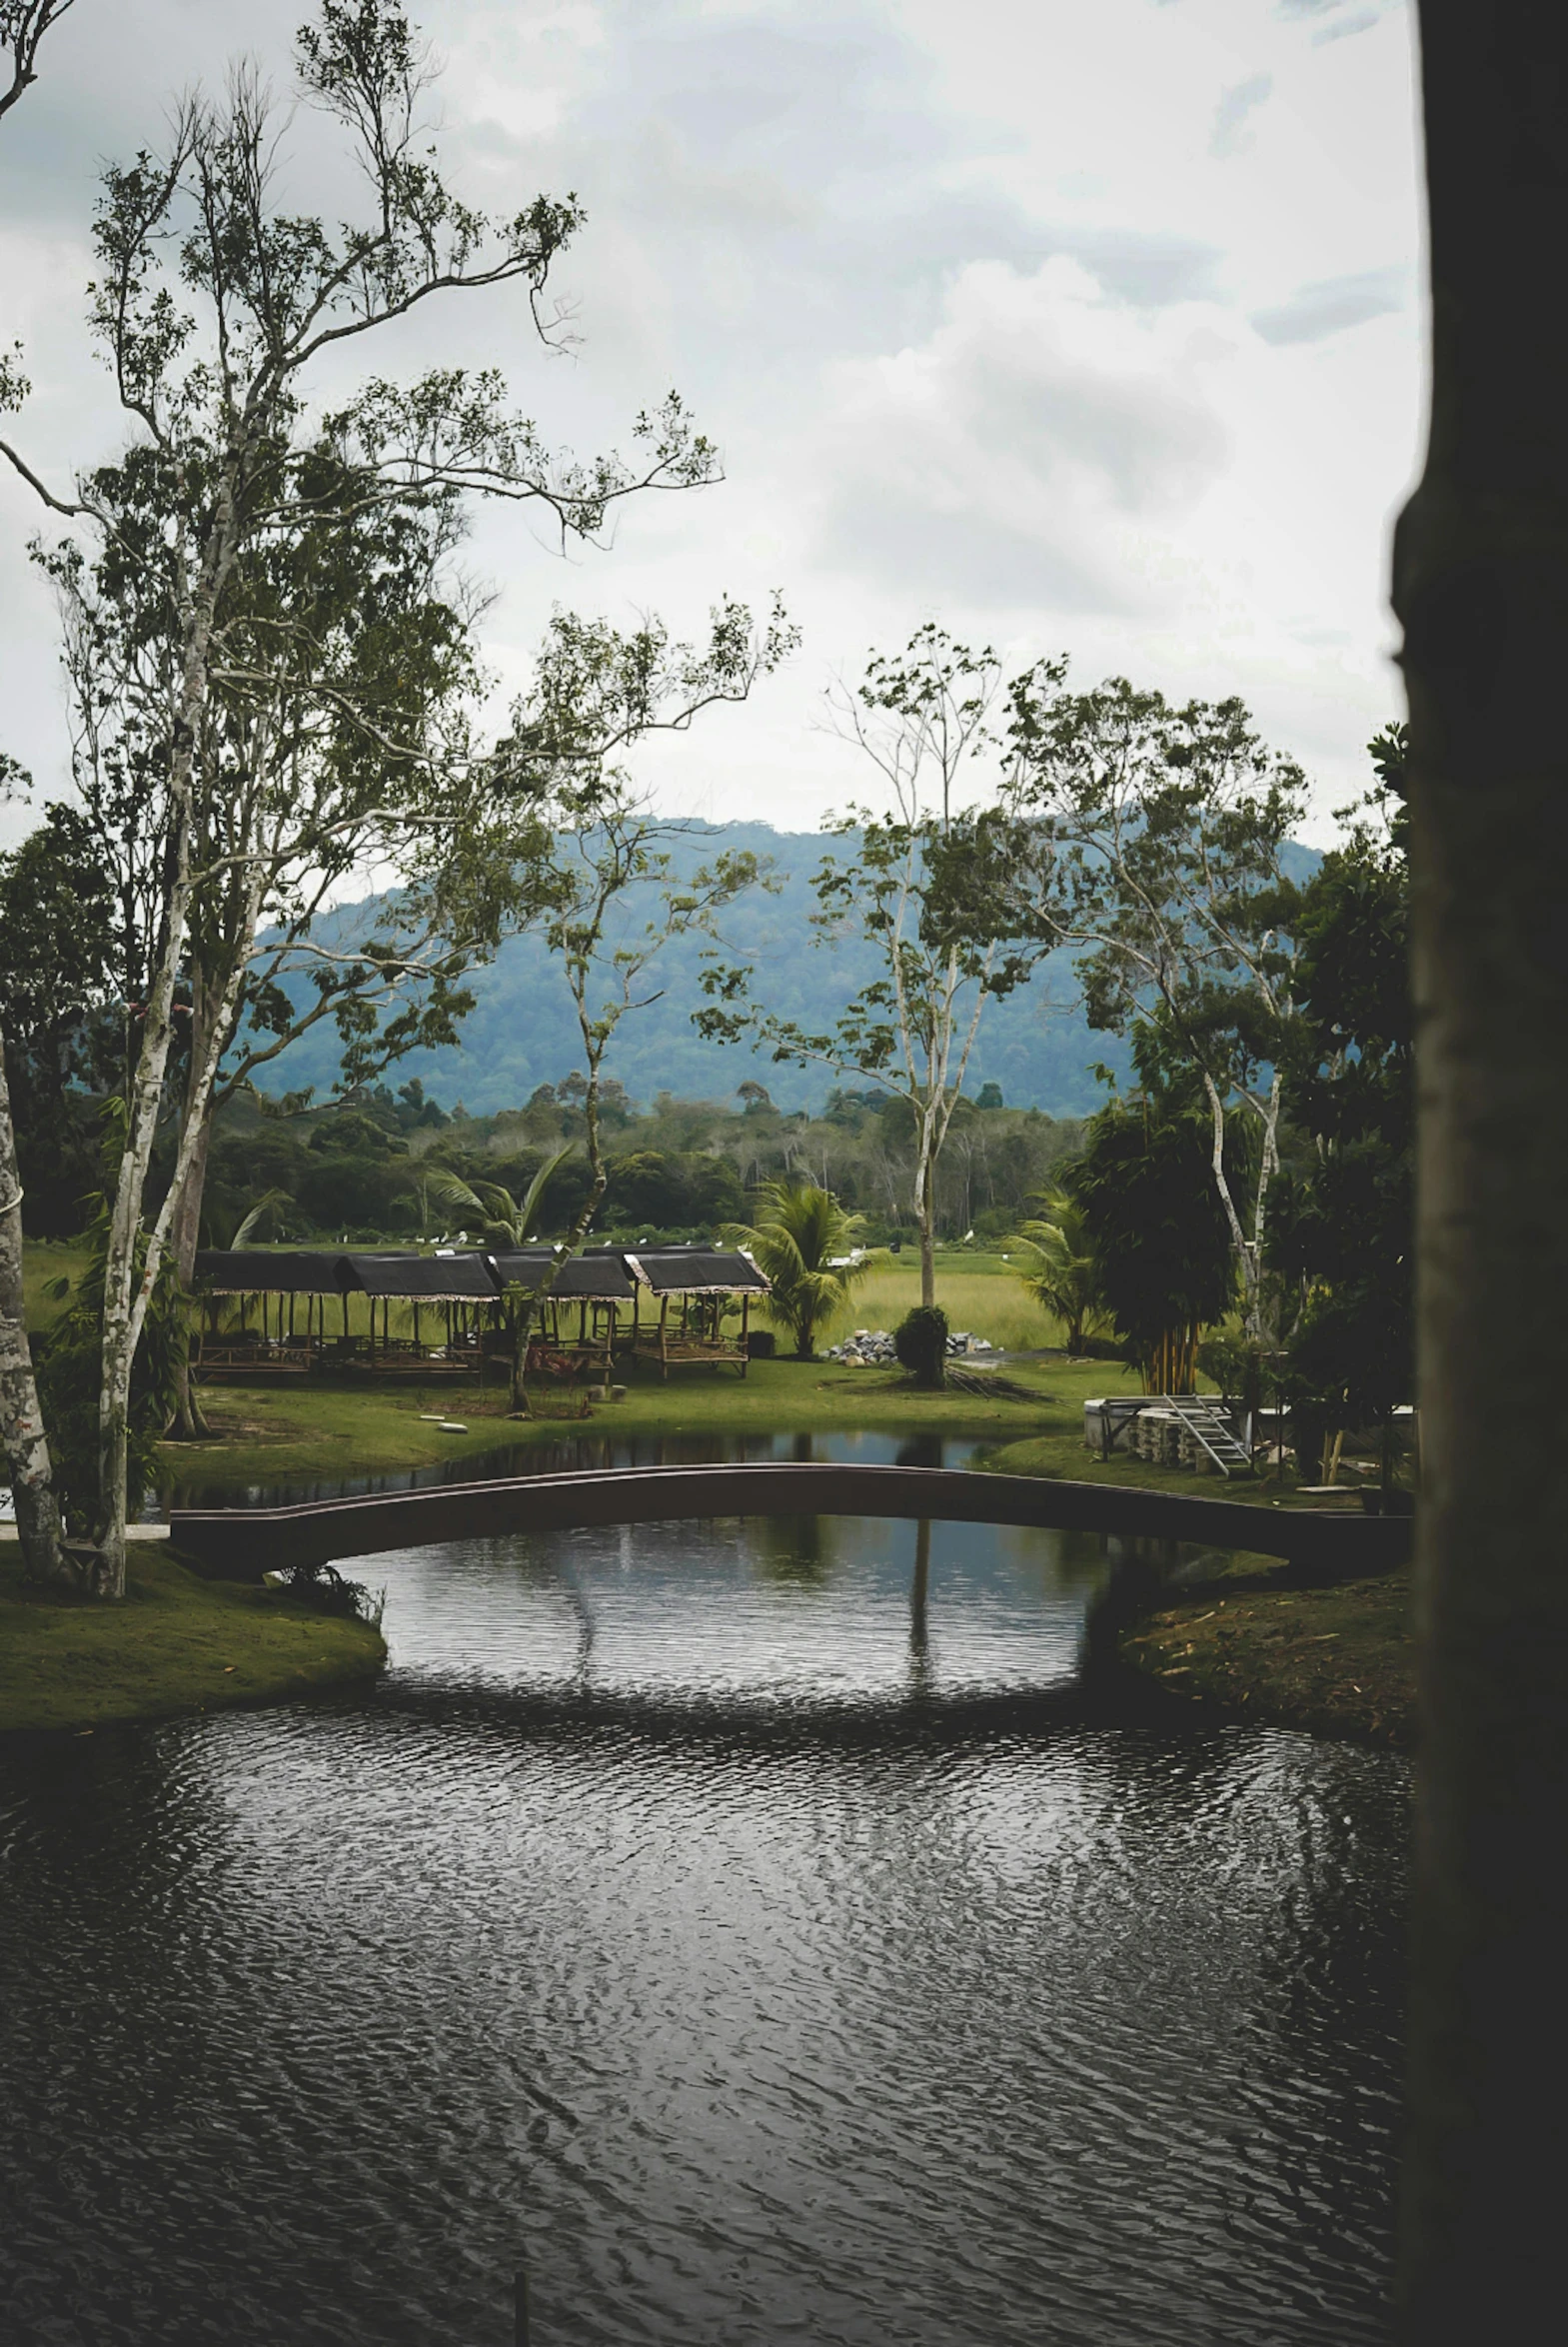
[0,1508,1406,2347]
[160,1425,983,1511]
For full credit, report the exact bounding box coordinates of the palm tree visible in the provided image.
[725,1179,867,1360]
[1012,1191,1107,1355]
[419,1148,575,1252]
[419,1147,576,1410]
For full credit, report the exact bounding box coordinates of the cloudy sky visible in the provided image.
[0,0,1424,851]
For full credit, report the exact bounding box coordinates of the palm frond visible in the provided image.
[230,1186,295,1248]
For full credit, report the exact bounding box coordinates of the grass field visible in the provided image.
[0,1543,385,1734]
[814,1251,1067,1352]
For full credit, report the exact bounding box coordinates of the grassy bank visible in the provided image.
[160,1354,1155,1490]
[1117,1571,1415,1749]
[0,1543,386,1735]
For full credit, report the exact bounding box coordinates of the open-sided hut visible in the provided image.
[622,1245,770,1377]
[489,1247,637,1376]
[191,1248,346,1371]
[338,1251,499,1370]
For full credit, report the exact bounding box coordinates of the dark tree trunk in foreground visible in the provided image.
[1395,7,1568,2334]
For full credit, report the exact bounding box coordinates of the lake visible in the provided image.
[0,1478,1406,2344]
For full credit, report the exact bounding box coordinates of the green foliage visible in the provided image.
[1072,1083,1236,1380]
[419,1146,577,1246]
[606,1150,744,1230]
[725,1180,867,1360]
[1269,729,1413,1457]
[1006,666,1307,1329]
[271,1559,382,1625]
[894,1303,949,1386]
[0,801,120,1234]
[696,629,1058,1281]
[1011,1192,1107,1353]
[1195,1332,1264,1401]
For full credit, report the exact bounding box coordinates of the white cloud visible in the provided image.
[1210,72,1273,159]
[1251,265,1407,345]
[0,0,1426,852]
[812,258,1230,612]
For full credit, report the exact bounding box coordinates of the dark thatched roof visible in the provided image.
[490,1249,636,1300]
[194,1249,347,1293]
[624,1246,770,1296]
[341,1252,500,1300]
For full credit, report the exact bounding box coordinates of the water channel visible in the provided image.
[2,1434,1407,2345]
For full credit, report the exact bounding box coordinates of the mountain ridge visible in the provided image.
[252,823,1320,1118]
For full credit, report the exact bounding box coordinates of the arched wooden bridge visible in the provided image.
[168,1462,1411,1579]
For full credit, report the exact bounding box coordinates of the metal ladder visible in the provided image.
[1154,1394,1255,1477]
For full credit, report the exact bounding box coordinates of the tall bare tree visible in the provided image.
[0,1,720,1594]
[1395,4,1568,2336]
[450,599,791,1408]
[0,0,76,1582]
[700,626,1054,1304]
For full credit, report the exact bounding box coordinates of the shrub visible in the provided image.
[274,1560,383,1625]
[894,1303,948,1386]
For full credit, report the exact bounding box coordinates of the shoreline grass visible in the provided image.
[0,1544,386,1736]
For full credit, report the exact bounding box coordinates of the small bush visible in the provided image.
[894,1303,948,1387]
[275,1560,383,1625]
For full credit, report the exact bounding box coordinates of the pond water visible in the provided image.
[0,1500,1407,2345]
[158,1426,988,1510]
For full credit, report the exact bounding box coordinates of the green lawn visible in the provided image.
[20,1236,89,1330]
[166,1354,1136,1486]
[0,1543,386,1734]
[815,1250,1069,1352]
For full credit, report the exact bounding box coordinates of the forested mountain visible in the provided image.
[256,823,1321,1118]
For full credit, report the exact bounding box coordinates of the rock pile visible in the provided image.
[824,1328,999,1365]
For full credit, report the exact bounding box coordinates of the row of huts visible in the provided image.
[189,1243,773,1382]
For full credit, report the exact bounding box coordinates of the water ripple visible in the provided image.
[1,1513,1405,2345]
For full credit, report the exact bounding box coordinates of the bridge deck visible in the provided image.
[168,1461,1411,1579]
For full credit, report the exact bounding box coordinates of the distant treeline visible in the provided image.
[183,1075,1084,1250]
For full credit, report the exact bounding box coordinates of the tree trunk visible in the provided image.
[1202,1070,1260,1335]
[913,1127,937,1307]
[168,985,217,1439]
[96,565,217,1585]
[0,1032,72,1588]
[1394,6,1568,2335]
[508,1296,532,1416]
